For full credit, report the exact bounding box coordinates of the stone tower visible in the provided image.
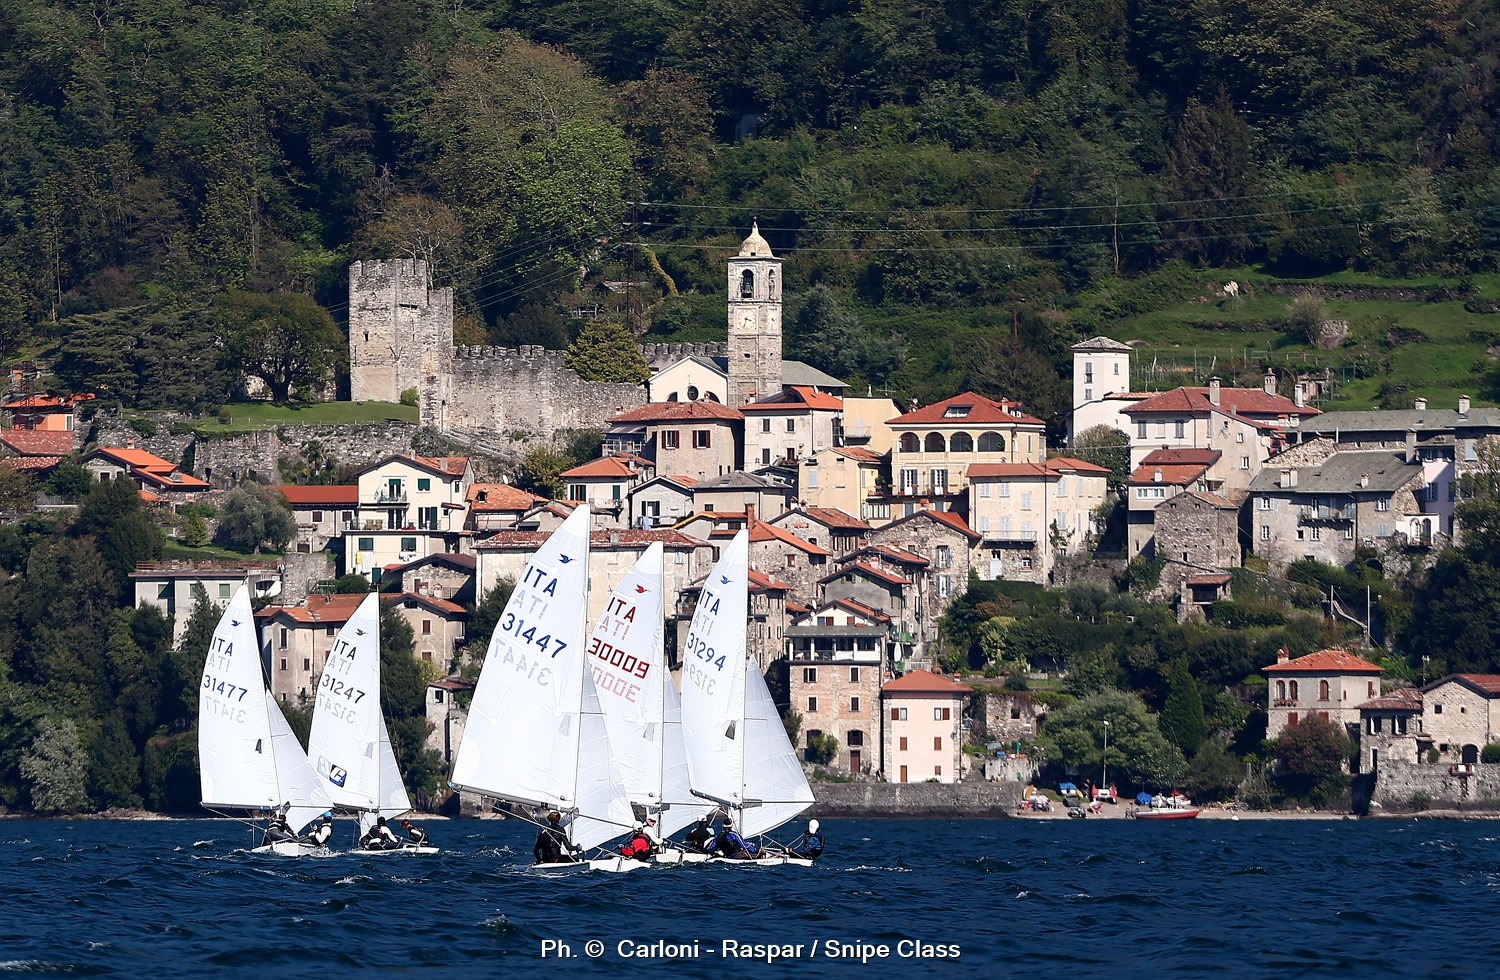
[348,259,454,425]
[726,222,783,408]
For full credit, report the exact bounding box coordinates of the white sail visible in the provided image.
[198,586,330,833]
[450,504,631,850]
[740,657,815,837]
[588,543,713,839]
[307,593,412,821]
[680,530,750,810]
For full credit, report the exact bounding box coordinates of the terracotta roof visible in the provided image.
[882,668,972,695]
[747,568,793,592]
[748,520,831,556]
[90,446,176,469]
[387,592,468,616]
[839,544,929,567]
[775,507,870,532]
[139,489,163,503]
[415,455,470,476]
[256,593,369,625]
[0,429,73,455]
[475,529,704,551]
[823,446,885,464]
[1357,687,1423,712]
[877,508,980,541]
[1186,574,1232,586]
[609,400,744,423]
[561,456,639,479]
[389,552,477,574]
[1424,674,1500,698]
[740,386,844,413]
[1173,490,1239,510]
[889,391,1046,427]
[1129,462,1214,486]
[2,393,92,409]
[787,600,812,615]
[969,457,1112,479]
[429,677,477,692]
[466,483,543,512]
[821,596,891,624]
[1264,648,1383,674]
[1141,448,1222,465]
[133,467,211,490]
[1045,456,1112,473]
[276,484,359,506]
[823,560,910,587]
[1125,386,1318,418]
[5,455,62,471]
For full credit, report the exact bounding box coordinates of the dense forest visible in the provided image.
[5,0,1500,415]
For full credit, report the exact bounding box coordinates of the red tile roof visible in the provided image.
[1186,574,1232,586]
[1428,674,1500,697]
[1128,462,1214,486]
[1125,386,1319,418]
[1357,687,1423,712]
[1175,490,1239,510]
[92,446,175,469]
[969,457,1112,479]
[4,455,62,472]
[257,593,369,625]
[877,508,980,541]
[882,668,972,695]
[466,483,543,512]
[823,446,885,463]
[134,467,212,490]
[609,400,744,423]
[748,519,831,556]
[747,567,793,592]
[1141,448,1222,465]
[1264,648,1383,674]
[741,386,844,412]
[823,596,891,624]
[386,592,468,616]
[276,484,359,506]
[0,429,73,456]
[889,391,1046,427]
[1,393,92,410]
[416,455,470,476]
[824,560,910,587]
[561,456,639,479]
[475,529,705,551]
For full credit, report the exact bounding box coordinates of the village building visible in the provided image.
[79,443,212,498]
[1068,336,1140,441]
[0,428,73,475]
[343,454,474,578]
[257,592,370,702]
[886,392,1047,514]
[1126,448,1222,556]
[797,445,887,524]
[741,386,843,468]
[692,473,795,521]
[275,485,358,552]
[604,401,744,480]
[507,500,579,533]
[769,506,870,557]
[1416,674,1500,765]
[866,510,979,644]
[1356,686,1426,771]
[627,474,698,530]
[560,455,650,528]
[0,391,91,434]
[788,622,884,775]
[1263,647,1383,742]
[384,551,477,605]
[387,592,469,674]
[130,560,283,645]
[426,677,476,769]
[1152,490,1243,613]
[676,565,792,671]
[464,483,544,532]
[967,456,1111,584]
[746,515,832,602]
[822,545,927,664]
[839,396,904,455]
[881,669,972,784]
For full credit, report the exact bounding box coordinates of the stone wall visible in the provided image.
[1371,760,1500,813]
[640,342,727,369]
[443,346,646,448]
[807,779,1023,817]
[280,550,335,605]
[194,422,416,487]
[90,413,195,466]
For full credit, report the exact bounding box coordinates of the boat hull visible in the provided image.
[252,840,323,856]
[654,849,711,865]
[1129,808,1200,820]
[355,845,440,855]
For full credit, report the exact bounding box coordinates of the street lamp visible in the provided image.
[1101,720,1111,793]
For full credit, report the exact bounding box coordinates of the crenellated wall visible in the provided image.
[445,346,645,447]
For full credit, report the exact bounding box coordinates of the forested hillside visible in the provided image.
[5,0,1500,419]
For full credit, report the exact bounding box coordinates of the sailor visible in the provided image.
[792,819,824,861]
[710,817,747,858]
[685,817,714,853]
[262,809,295,847]
[304,812,334,847]
[619,824,654,861]
[360,816,401,850]
[400,819,431,847]
[533,810,576,865]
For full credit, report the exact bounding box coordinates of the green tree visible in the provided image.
[1040,689,1186,791]
[0,464,36,512]
[466,578,516,662]
[45,463,92,501]
[564,318,650,383]
[1158,95,1256,265]
[1273,714,1352,806]
[330,573,373,593]
[142,731,199,813]
[1160,658,1208,756]
[20,716,92,813]
[516,444,575,499]
[88,712,143,810]
[214,481,296,553]
[173,585,220,721]
[1069,425,1131,491]
[182,513,209,548]
[1184,739,1245,803]
[379,604,442,800]
[216,290,342,403]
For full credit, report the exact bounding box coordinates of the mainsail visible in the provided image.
[587,543,713,839]
[198,586,330,833]
[306,592,412,826]
[450,504,631,850]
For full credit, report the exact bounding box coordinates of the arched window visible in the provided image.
[950,432,974,453]
[1276,680,1286,699]
[667,392,679,402]
[924,432,947,453]
[899,433,920,453]
[1319,680,1330,701]
[739,270,755,298]
[705,392,721,403]
[1289,680,1299,700]
[978,431,1005,452]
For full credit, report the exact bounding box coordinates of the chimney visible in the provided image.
[1459,394,1471,416]
[1294,382,1306,409]
[1406,429,1417,463]
[1208,377,1221,407]
[1263,371,1277,396]
[126,438,136,450]
[1360,474,1369,488]
[1414,397,1427,411]
[745,503,756,525]
[1277,646,1290,664]
[1281,468,1296,488]
[609,530,620,547]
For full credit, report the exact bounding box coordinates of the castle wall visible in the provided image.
[349,259,454,405]
[444,346,645,446]
[193,422,416,487]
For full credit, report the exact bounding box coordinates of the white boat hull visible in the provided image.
[654,849,711,865]
[252,840,322,856]
[355,845,440,855]
[707,854,813,867]
[532,860,592,873]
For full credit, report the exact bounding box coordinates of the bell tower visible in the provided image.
[727,222,783,408]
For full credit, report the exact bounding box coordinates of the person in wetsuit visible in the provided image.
[709,817,748,858]
[302,813,334,847]
[533,810,577,865]
[262,810,296,847]
[685,817,714,853]
[791,819,825,861]
[400,819,431,847]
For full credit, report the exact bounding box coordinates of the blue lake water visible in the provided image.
[4,816,1500,977]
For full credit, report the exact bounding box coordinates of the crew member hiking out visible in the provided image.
[533,811,576,865]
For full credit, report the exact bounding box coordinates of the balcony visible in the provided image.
[984,530,1037,544]
[1273,698,1297,707]
[371,489,408,504]
[1299,505,1352,523]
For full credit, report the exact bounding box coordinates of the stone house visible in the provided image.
[977,689,1044,748]
[692,473,794,520]
[80,443,212,498]
[797,446,887,524]
[257,592,370,702]
[1356,686,1426,771]
[1417,674,1500,765]
[387,592,469,674]
[821,547,923,664]
[1152,490,1242,611]
[788,640,884,776]
[1248,450,1430,567]
[275,484,358,552]
[886,391,1047,513]
[385,551,477,606]
[747,515,832,602]
[741,386,843,468]
[464,482,544,532]
[605,400,744,480]
[881,669,972,784]
[560,454,650,528]
[1126,448,1221,556]
[628,474,698,530]
[130,560,283,645]
[866,509,980,647]
[1264,647,1383,742]
[769,506,871,557]
[426,677,475,769]
[788,596,892,661]
[967,456,1111,584]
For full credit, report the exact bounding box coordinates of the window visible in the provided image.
[807,696,818,712]
[1295,528,1305,541]
[1021,492,1032,511]
[661,430,680,450]
[1175,420,1186,438]
[401,537,418,551]
[978,432,1005,452]
[1276,680,1286,699]
[1257,497,1269,510]
[1000,482,1011,498]
[933,736,943,750]
[1375,498,1390,512]
[739,269,754,297]
[848,730,864,747]
[422,620,432,635]
[417,478,431,492]
[279,658,287,671]
[786,418,796,433]
[312,510,324,523]
[934,707,951,721]
[803,667,817,683]
[1057,478,1068,498]
[1240,456,1250,469]
[980,482,991,498]
[1433,703,1443,714]
[1155,421,1166,439]
[1289,681,1299,699]
[1310,527,1321,541]
[358,537,375,551]
[900,433,920,453]
[930,469,949,492]
[303,658,311,671]
[761,448,771,465]
[218,583,231,598]
[692,430,712,449]
[934,766,942,776]
[935,545,952,569]
[925,433,946,453]
[761,418,771,433]
[850,696,861,712]
[938,575,953,598]
[849,667,860,683]
[326,625,335,637]
[900,468,919,494]
[1137,421,1147,440]
[1319,680,1330,701]
[279,627,288,648]
[1084,388,1092,401]
[899,737,908,751]
[1344,528,1354,540]
[891,707,908,721]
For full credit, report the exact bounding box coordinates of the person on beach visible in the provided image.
[400,819,431,847]
[533,810,576,864]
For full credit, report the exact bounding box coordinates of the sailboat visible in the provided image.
[585,543,715,865]
[680,530,816,865]
[198,585,333,855]
[450,504,636,871]
[306,593,435,854]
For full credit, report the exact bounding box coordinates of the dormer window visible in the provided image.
[943,405,972,418]
[739,270,755,298]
